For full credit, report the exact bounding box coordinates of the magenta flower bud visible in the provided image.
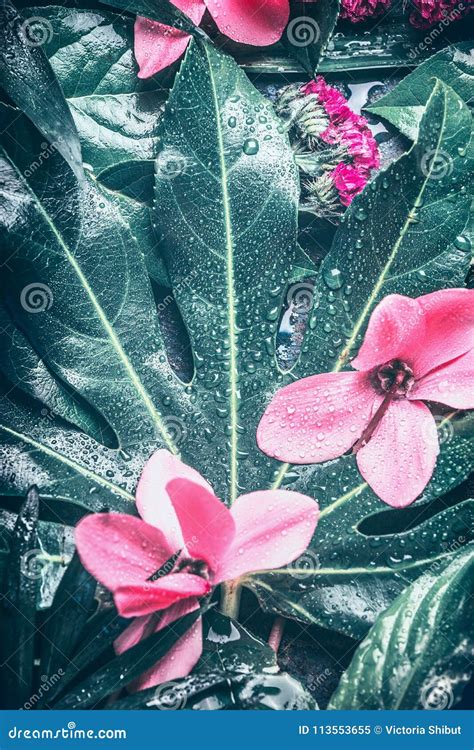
[409,0,471,28]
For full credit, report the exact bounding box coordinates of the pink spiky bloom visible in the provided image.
[331,163,367,206]
[134,0,290,78]
[340,0,392,22]
[257,289,474,508]
[281,76,379,215]
[75,451,319,689]
[409,0,471,27]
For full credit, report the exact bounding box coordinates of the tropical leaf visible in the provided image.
[328,548,474,709]
[282,0,341,76]
[251,414,474,639]
[23,6,167,174]
[0,38,300,517]
[249,80,474,637]
[365,43,474,140]
[0,33,472,662]
[105,611,317,710]
[0,1,83,179]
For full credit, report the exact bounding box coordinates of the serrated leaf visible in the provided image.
[328,548,474,709]
[366,43,474,140]
[282,0,340,76]
[0,1,83,179]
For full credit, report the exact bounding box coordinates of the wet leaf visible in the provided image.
[366,43,474,140]
[0,1,83,179]
[252,413,474,639]
[282,0,340,76]
[51,606,203,708]
[328,548,474,709]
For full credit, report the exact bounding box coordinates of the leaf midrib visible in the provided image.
[2,148,178,455]
[204,45,239,505]
[0,423,134,501]
[272,85,449,494]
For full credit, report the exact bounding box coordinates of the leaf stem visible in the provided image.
[268,616,286,654]
[220,580,242,620]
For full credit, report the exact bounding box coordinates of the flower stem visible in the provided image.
[268,616,286,654]
[220,580,242,620]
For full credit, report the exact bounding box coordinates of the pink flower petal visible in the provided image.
[75,513,174,592]
[409,348,474,409]
[217,490,319,582]
[356,399,439,507]
[204,0,289,45]
[134,0,206,78]
[352,290,474,379]
[114,572,210,617]
[165,479,235,573]
[257,371,377,464]
[115,599,203,691]
[415,289,474,377]
[136,449,213,553]
[351,294,424,373]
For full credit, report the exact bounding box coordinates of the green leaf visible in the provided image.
[251,413,474,639]
[39,551,96,679]
[99,0,205,38]
[0,37,299,514]
[0,103,189,514]
[328,548,474,709]
[365,43,474,140]
[52,607,203,708]
[252,82,473,636]
[282,0,340,76]
[24,6,167,173]
[154,39,300,503]
[98,160,155,205]
[0,1,83,179]
[0,488,39,708]
[0,303,115,446]
[107,612,317,710]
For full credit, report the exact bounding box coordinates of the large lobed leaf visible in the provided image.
[0,32,472,651]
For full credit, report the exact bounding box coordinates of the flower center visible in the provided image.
[175,557,211,580]
[352,360,414,454]
[372,359,414,397]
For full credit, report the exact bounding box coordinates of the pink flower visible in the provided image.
[134,0,290,78]
[284,77,379,215]
[409,0,471,27]
[340,0,392,22]
[331,163,367,206]
[257,289,474,508]
[75,450,319,689]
